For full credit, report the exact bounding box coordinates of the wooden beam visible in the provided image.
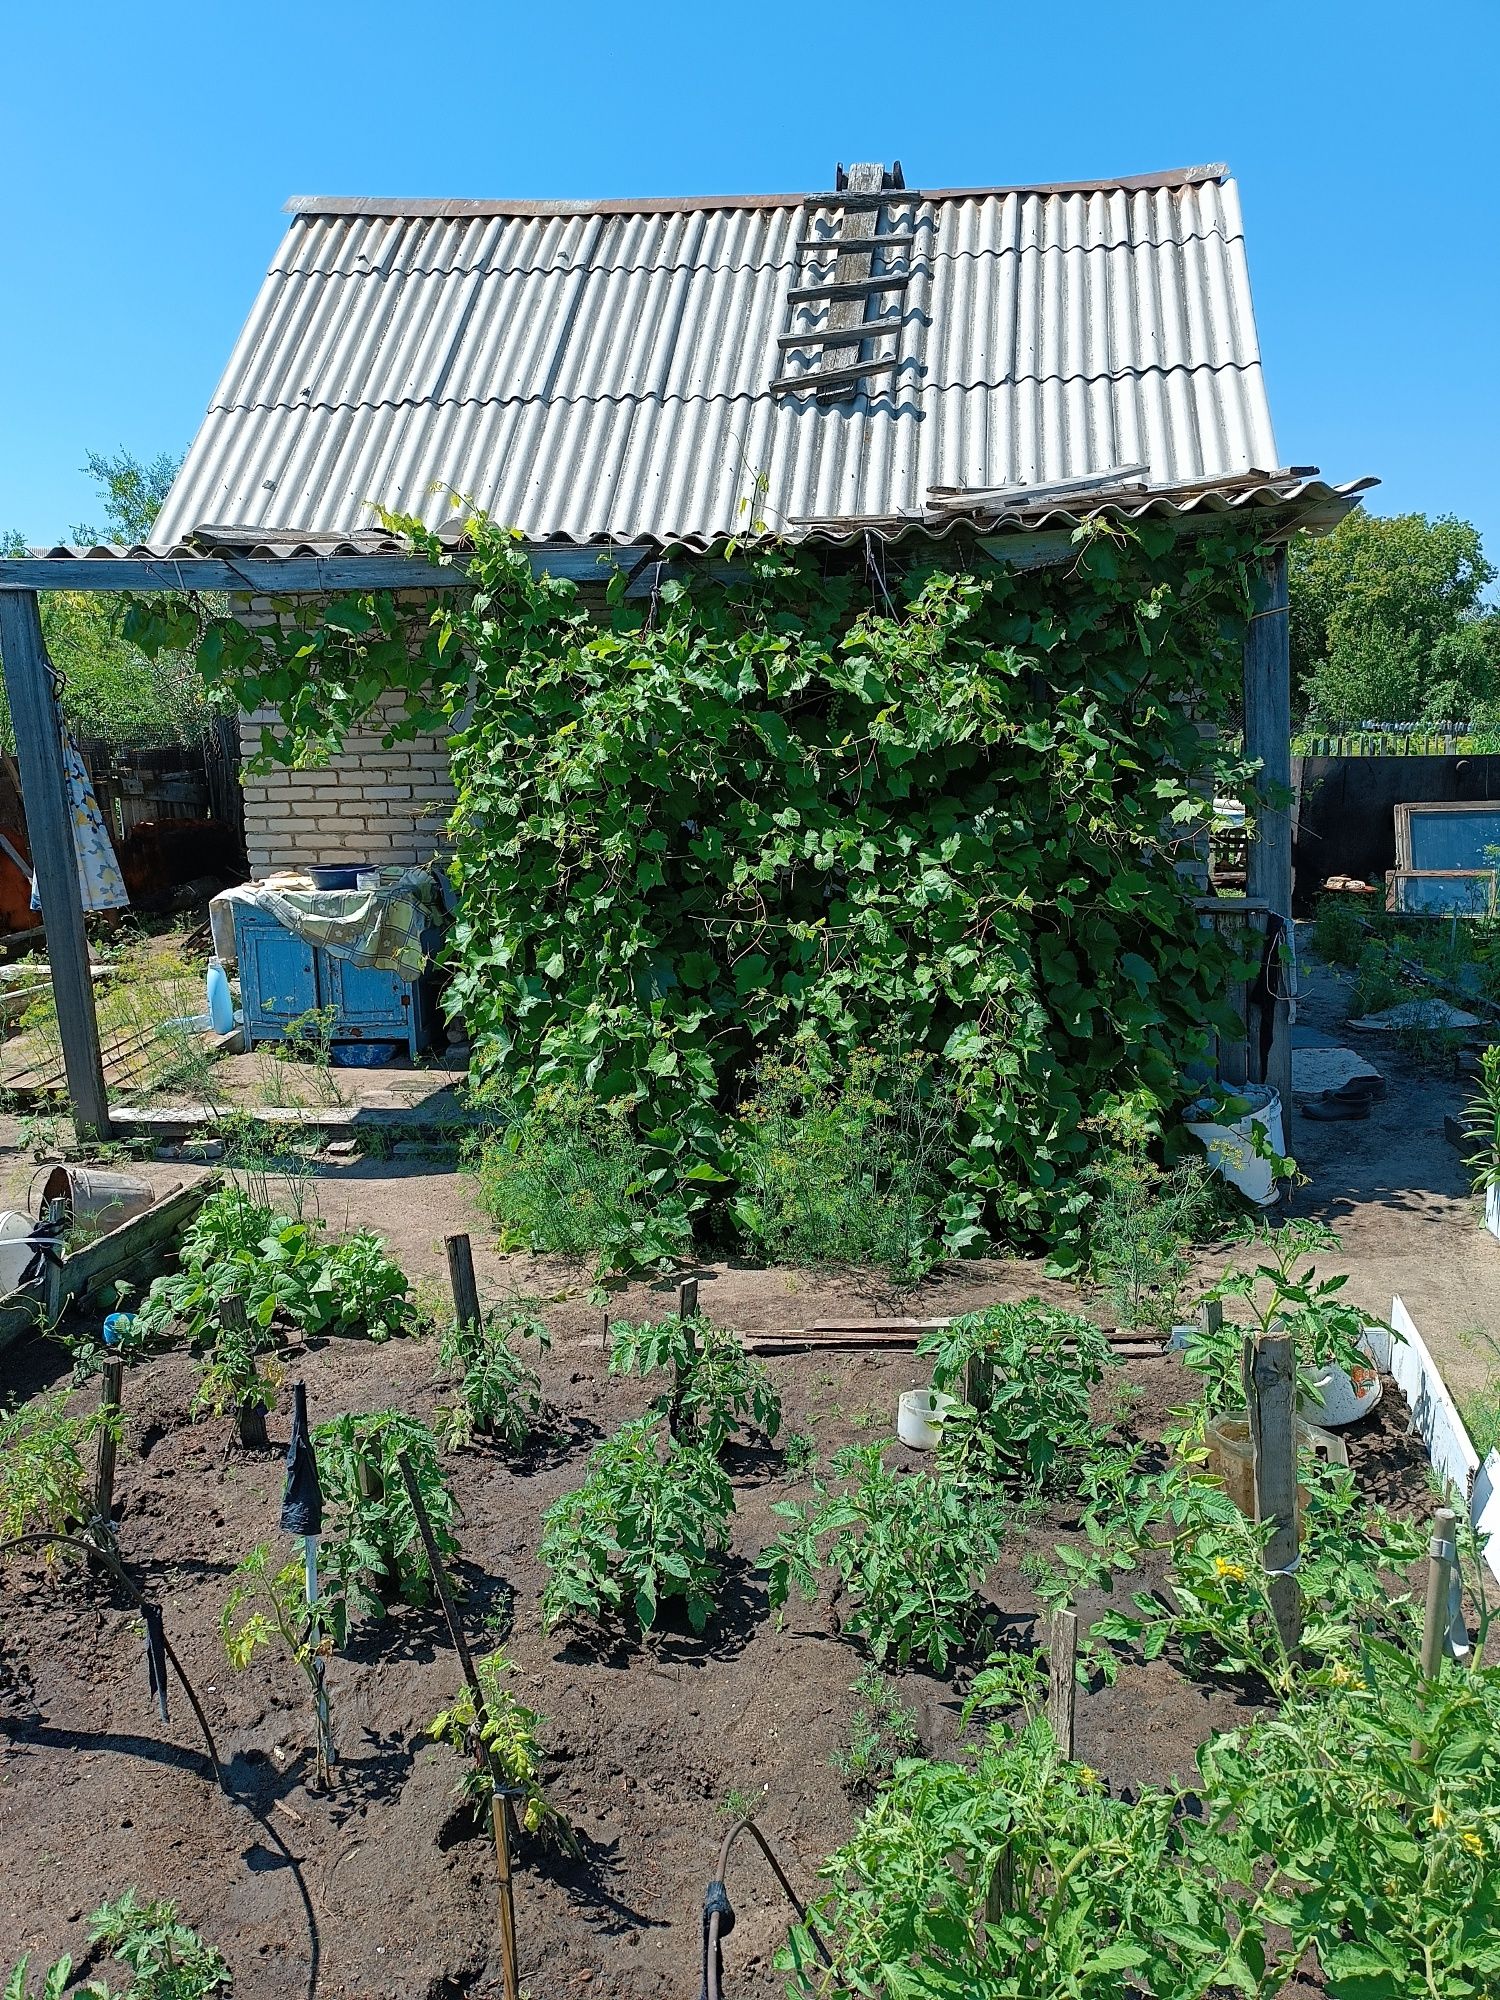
[0,590,111,1140]
[786,274,912,306]
[1243,545,1293,1111]
[0,546,652,595]
[795,231,919,256]
[770,352,903,397]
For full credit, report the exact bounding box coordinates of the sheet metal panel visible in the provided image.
[153,175,1281,548]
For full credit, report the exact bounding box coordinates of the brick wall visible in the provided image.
[233,594,456,878]
[240,700,455,876]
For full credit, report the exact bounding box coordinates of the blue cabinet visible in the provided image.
[232,904,440,1059]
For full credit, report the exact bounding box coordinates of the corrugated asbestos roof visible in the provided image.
[153,164,1291,550]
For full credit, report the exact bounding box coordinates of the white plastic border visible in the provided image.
[1366,1295,1500,1587]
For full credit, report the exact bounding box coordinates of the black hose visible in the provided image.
[701,1815,832,2000]
[0,1528,225,1787]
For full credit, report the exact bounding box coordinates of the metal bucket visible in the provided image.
[39,1164,155,1234]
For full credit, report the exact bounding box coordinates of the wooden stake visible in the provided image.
[670,1276,700,1441]
[395,1451,520,2000]
[445,1232,482,1336]
[1199,1297,1223,1341]
[93,1357,123,1535]
[1047,1609,1079,1759]
[1414,1505,1458,1759]
[1420,1506,1458,1689]
[1247,1330,1301,1656]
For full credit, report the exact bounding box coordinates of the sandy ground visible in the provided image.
[1283,939,1500,1406]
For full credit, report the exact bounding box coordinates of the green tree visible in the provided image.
[70,447,182,546]
[1290,510,1499,724]
[3,449,211,747]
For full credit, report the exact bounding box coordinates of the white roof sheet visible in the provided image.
[153,165,1283,549]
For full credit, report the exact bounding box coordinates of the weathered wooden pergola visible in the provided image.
[0,498,1329,1143]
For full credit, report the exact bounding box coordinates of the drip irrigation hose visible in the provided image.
[0,1528,225,1788]
[700,1816,832,2000]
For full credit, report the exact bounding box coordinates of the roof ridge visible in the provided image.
[283,165,1228,222]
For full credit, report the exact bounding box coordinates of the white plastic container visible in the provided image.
[897,1388,955,1450]
[1185,1084,1285,1207]
[0,1211,36,1296]
[1297,1331,1383,1426]
[1485,1184,1500,1243]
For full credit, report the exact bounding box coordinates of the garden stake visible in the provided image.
[671,1277,699,1440]
[445,1232,483,1336]
[1414,1504,1458,1757]
[1246,1330,1301,1657]
[1047,1608,1078,1759]
[280,1382,335,1782]
[395,1449,520,2000]
[92,1355,124,1540]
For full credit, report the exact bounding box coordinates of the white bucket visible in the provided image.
[1185,1085,1285,1207]
[0,1211,36,1295]
[1298,1331,1383,1426]
[897,1388,955,1450]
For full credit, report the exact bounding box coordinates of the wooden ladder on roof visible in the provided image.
[770,160,926,400]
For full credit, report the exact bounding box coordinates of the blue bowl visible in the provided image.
[331,1040,400,1067]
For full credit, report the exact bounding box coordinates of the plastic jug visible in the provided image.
[206,958,234,1036]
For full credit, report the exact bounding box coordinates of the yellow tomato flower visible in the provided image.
[1431,1802,1449,1830]
[1461,1831,1484,1857]
[1076,1766,1102,1790]
[1213,1557,1247,1583]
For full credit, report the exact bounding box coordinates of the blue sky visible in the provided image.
[3,1,1497,569]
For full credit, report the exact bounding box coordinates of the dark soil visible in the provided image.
[0,1275,1432,2000]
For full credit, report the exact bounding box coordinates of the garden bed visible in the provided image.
[0,1273,1433,2000]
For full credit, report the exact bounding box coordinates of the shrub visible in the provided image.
[918,1299,1116,1487]
[732,1046,959,1278]
[538,1417,734,1635]
[133,1188,418,1346]
[427,1647,575,1850]
[0,1392,119,1544]
[312,1411,458,1620]
[764,1443,1006,1671]
[436,1300,549,1451]
[609,1311,781,1452]
[474,1087,693,1272]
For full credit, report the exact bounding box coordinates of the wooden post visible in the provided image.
[1420,1506,1458,1689]
[0,589,110,1140]
[93,1356,124,1534]
[1047,1608,1078,1759]
[1414,1505,1458,1758]
[670,1276,699,1441]
[395,1451,520,2000]
[1247,1330,1301,1656]
[1243,546,1293,1113]
[445,1232,482,1335]
[1199,1297,1223,1343]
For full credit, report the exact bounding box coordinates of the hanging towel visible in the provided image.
[29,735,128,913]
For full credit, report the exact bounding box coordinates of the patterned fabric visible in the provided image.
[210,869,440,977]
[29,734,129,913]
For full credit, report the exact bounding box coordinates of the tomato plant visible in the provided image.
[538,1417,733,1636]
[608,1310,781,1453]
[436,1299,548,1451]
[427,1646,575,1851]
[312,1411,459,1620]
[764,1443,1006,1671]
